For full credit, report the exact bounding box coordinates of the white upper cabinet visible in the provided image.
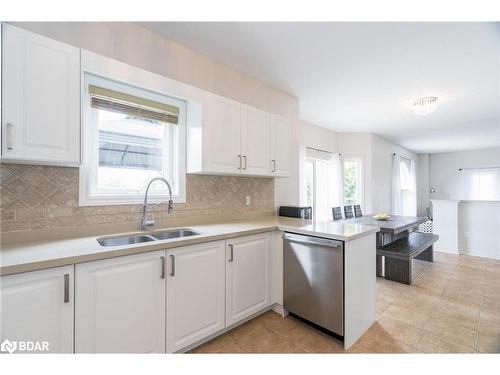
[75,251,166,353]
[270,114,291,177]
[187,91,290,177]
[166,241,226,353]
[226,233,272,326]
[0,265,74,353]
[201,93,242,174]
[1,24,80,166]
[241,105,271,176]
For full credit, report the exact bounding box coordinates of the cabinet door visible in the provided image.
[75,250,166,353]
[166,241,225,353]
[270,114,291,177]
[203,93,242,173]
[0,265,74,353]
[241,105,271,176]
[226,233,271,326]
[1,24,80,166]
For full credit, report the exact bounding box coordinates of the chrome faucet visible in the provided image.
[141,177,174,231]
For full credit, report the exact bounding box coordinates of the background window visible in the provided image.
[343,157,363,207]
[461,168,500,201]
[80,74,186,205]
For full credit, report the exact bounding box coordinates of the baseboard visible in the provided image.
[459,249,500,260]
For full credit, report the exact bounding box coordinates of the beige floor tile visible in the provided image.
[376,301,391,316]
[391,294,438,313]
[482,284,500,299]
[411,276,448,294]
[437,296,482,317]
[372,316,422,347]
[482,296,500,311]
[382,304,433,329]
[446,278,484,295]
[476,333,500,353]
[442,285,483,305]
[191,334,247,353]
[414,332,474,353]
[424,317,477,349]
[352,326,412,353]
[429,308,479,331]
[258,311,311,342]
[480,307,500,323]
[295,329,344,353]
[230,323,294,353]
[478,318,500,336]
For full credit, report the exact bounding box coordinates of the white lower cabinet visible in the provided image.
[0,265,74,353]
[166,241,226,353]
[226,233,272,326]
[75,250,166,353]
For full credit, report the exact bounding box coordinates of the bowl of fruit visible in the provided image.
[373,213,390,221]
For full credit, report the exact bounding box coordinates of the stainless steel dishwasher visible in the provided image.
[283,232,344,336]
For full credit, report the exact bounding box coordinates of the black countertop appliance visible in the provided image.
[279,206,312,220]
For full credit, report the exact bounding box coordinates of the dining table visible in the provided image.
[343,214,428,246]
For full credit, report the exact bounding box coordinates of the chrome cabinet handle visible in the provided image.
[160,256,165,279]
[243,156,247,170]
[272,159,276,172]
[6,123,13,150]
[228,244,234,262]
[63,274,70,303]
[237,155,242,170]
[170,254,176,276]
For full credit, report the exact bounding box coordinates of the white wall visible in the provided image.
[417,154,430,217]
[371,135,417,214]
[429,147,500,200]
[459,201,500,259]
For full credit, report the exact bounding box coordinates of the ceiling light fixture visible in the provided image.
[413,96,438,116]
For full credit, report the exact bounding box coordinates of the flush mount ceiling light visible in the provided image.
[413,96,438,116]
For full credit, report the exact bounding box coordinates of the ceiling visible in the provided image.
[138,22,500,154]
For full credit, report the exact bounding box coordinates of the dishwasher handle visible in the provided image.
[283,233,342,248]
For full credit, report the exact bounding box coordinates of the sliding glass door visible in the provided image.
[304,148,343,221]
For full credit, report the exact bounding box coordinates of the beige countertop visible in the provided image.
[0,216,379,276]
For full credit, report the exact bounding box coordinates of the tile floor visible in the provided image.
[191,252,500,354]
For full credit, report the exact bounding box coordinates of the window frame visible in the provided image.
[342,155,364,209]
[79,73,187,206]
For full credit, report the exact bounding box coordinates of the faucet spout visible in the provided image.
[141,177,174,231]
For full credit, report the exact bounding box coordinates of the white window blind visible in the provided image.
[461,168,500,201]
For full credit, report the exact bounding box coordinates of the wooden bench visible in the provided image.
[376,232,439,285]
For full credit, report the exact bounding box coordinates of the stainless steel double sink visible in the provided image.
[97,228,201,247]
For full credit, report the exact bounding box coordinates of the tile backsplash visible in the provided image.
[0,164,274,233]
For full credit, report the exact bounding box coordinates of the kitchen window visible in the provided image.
[343,157,363,207]
[80,74,186,205]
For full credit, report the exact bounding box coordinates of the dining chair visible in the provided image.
[332,207,343,220]
[354,205,363,218]
[344,206,354,219]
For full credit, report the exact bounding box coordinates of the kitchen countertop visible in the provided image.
[0,216,379,276]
